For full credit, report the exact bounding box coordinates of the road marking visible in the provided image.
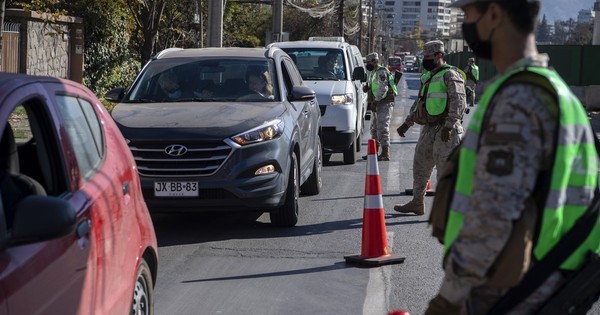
[363,232,394,315]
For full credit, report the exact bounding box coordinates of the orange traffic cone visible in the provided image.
[404,179,435,196]
[344,139,405,266]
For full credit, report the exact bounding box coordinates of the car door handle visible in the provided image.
[122,181,130,195]
[76,219,91,238]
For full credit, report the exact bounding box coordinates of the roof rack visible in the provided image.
[308,36,345,42]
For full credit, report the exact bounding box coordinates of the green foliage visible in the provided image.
[223,2,271,47]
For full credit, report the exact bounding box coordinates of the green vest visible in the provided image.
[369,65,398,99]
[444,67,600,271]
[468,64,479,81]
[419,65,456,116]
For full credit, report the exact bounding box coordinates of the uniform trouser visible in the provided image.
[462,270,565,315]
[369,101,394,147]
[466,80,476,107]
[412,123,461,201]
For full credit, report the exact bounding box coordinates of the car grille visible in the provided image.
[129,141,232,177]
[319,105,326,116]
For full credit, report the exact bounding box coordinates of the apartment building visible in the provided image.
[377,0,453,37]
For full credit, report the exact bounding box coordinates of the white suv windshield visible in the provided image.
[280,48,347,81]
[126,58,279,102]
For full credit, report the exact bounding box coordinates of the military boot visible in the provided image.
[378,146,390,161]
[393,199,425,215]
[362,141,380,160]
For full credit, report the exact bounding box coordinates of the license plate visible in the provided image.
[154,182,199,197]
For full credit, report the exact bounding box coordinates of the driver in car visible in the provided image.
[246,67,274,99]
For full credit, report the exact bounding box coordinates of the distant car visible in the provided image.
[0,73,158,315]
[403,62,415,73]
[105,47,322,227]
[387,57,403,73]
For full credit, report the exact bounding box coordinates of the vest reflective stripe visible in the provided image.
[370,65,398,99]
[419,65,453,116]
[444,67,600,271]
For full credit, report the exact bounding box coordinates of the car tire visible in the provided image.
[131,258,154,315]
[301,136,322,196]
[270,152,299,227]
[343,135,357,164]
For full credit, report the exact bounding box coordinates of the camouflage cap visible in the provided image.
[447,0,540,8]
[366,52,379,62]
[423,40,445,55]
[468,57,475,62]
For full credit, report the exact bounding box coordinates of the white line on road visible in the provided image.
[363,232,394,315]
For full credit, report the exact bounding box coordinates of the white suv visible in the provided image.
[269,39,367,164]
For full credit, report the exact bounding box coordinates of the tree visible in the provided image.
[127,0,167,64]
[566,22,593,45]
[536,14,550,43]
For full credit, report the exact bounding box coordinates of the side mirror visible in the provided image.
[104,88,125,103]
[9,196,77,247]
[352,67,367,82]
[289,85,315,102]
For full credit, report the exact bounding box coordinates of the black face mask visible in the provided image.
[462,14,493,59]
[366,63,375,71]
[422,59,436,71]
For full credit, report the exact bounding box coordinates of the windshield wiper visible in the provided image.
[176,98,222,102]
[125,99,158,103]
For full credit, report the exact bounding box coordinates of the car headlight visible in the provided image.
[330,94,353,105]
[230,119,284,146]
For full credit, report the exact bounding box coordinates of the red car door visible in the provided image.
[0,81,93,315]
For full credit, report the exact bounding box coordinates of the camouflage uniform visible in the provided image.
[369,67,395,148]
[397,41,466,209]
[438,54,566,314]
[463,59,478,107]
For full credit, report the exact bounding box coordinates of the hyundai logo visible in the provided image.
[164,144,188,157]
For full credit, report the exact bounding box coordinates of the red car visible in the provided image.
[387,56,403,72]
[0,73,158,314]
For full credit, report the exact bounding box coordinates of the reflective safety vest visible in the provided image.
[468,64,480,81]
[419,64,462,116]
[444,67,600,270]
[369,65,398,100]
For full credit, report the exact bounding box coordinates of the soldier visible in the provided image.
[464,57,479,107]
[394,40,465,215]
[362,52,397,161]
[425,0,600,314]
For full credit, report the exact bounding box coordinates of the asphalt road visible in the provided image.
[149,72,600,315]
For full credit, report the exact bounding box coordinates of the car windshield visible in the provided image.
[280,48,347,81]
[388,58,401,66]
[125,58,280,102]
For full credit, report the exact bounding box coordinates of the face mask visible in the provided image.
[167,90,182,99]
[366,63,375,71]
[462,13,493,59]
[422,59,436,71]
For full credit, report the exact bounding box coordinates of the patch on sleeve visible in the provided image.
[485,123,524,144]
[486,150,514,176]
[379,73,387,82]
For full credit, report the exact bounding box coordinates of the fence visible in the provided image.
[447,45,600,86]
[1,22,20,73]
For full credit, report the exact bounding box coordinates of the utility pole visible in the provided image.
[338,0,344,37]
[272,0,283,42]
[593,0,600,44]
[207,0,223,47]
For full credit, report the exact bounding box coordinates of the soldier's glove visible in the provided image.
[424,295,461,315]
[441,127,452,142]
[396,123,409,137]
